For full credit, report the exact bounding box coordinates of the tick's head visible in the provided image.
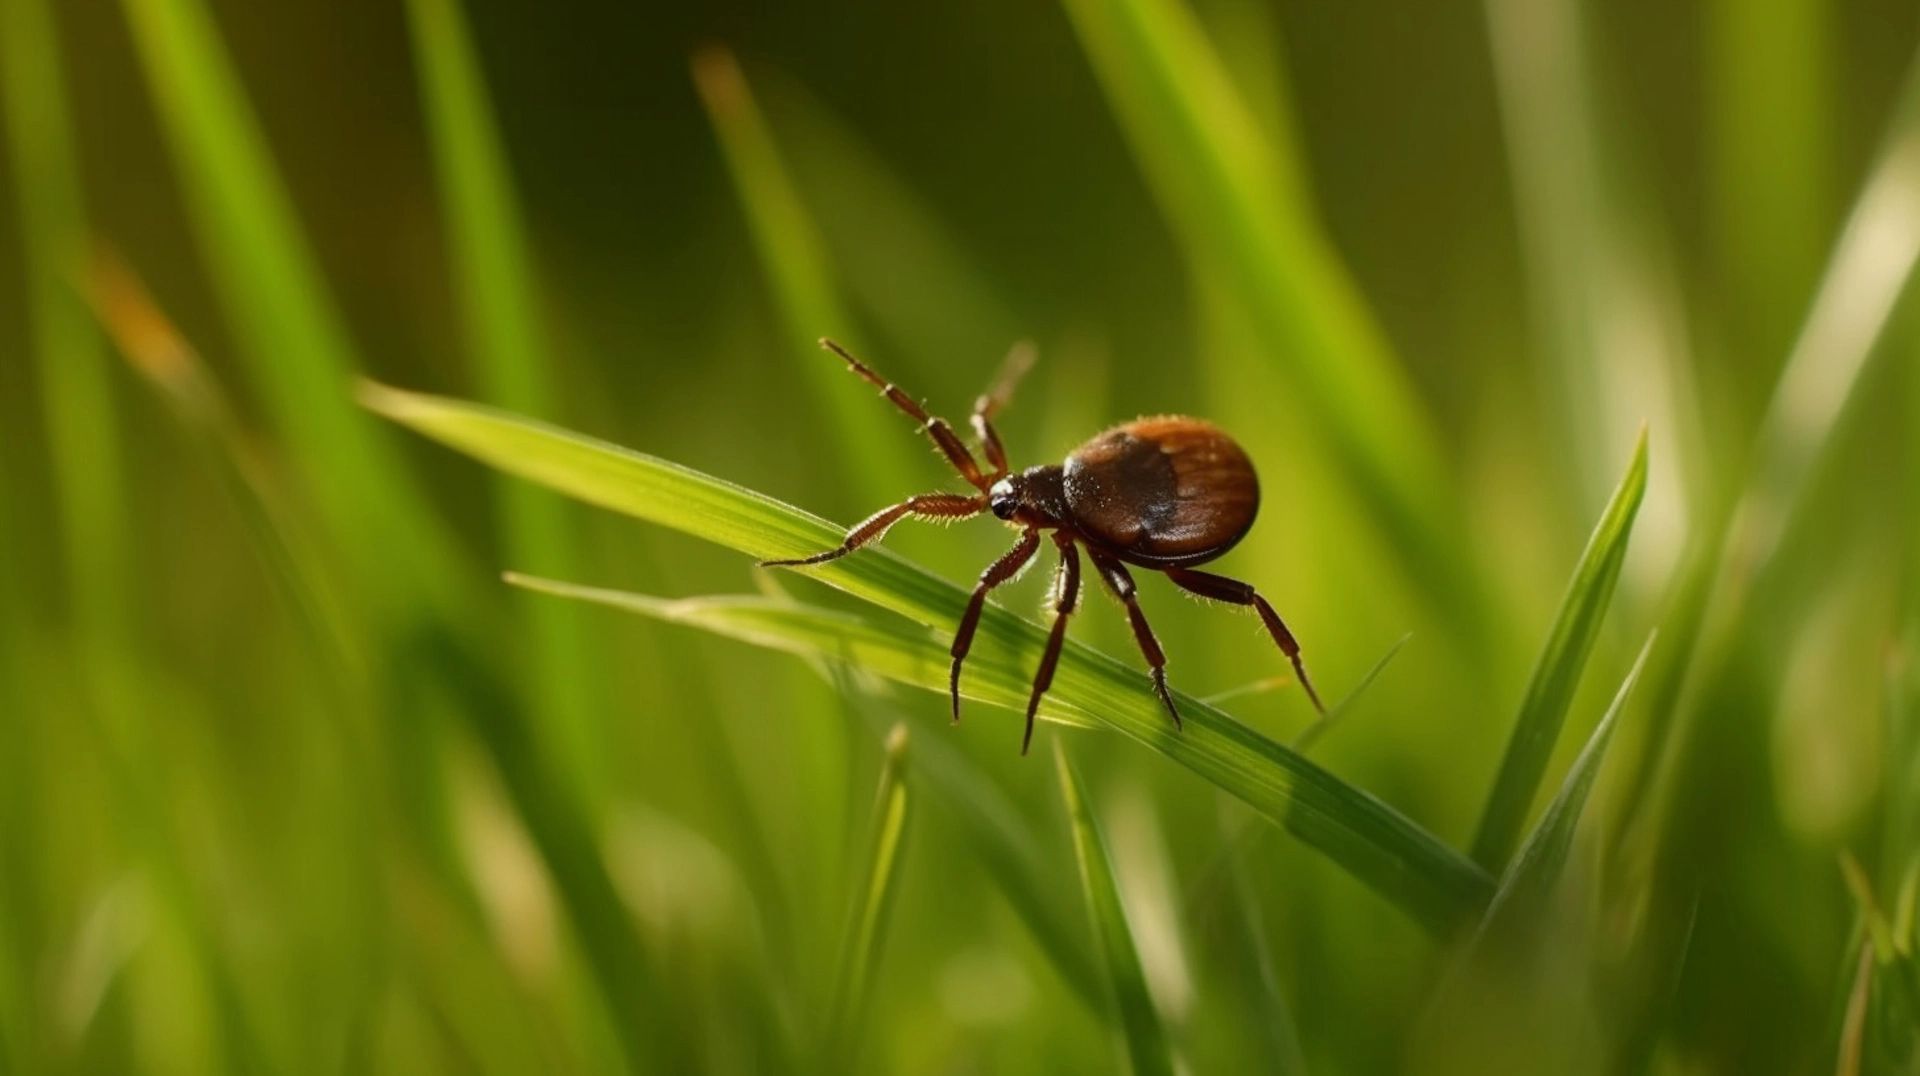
[987,466,1067,528]
[988,477,1020,521]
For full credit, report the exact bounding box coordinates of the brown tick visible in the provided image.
[763,339,1326,753]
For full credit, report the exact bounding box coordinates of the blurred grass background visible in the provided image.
[1,0,1917,1072]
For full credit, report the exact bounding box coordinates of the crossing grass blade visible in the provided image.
[1055,744,1176,1076]
[1470,428,1648,870]
[823,725,913,1066]
[404,0,599,794]
[359,379,1494,930]
[1057,0,1481,638]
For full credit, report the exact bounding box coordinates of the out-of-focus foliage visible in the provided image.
[1,0,1915,1072]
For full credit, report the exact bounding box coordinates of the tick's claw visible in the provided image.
[1150,671,1182,730]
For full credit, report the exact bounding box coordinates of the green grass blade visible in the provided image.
[814,658,1104,1008]
[824,724,913,1066]
[760,73,1025,369]
[1428,636,1653,1050]
[1220,817,1308,1075]
[1471,428,1648,869]
[1058,0,1478,635]
[410,626,685,1076]
[691,46,915,499]
[361,384,1495,930]
[1623,38,1920,853]
[116,0,459,606]
[404,0,599,793]
[882,712,1106,1007]
[1479,634,1653,935]
[0,0,127,644]
[1055,745,1175,1076]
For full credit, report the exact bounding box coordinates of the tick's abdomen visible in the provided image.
[1062,416,1259,567]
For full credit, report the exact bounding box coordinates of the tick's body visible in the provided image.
[764,340,1325,753]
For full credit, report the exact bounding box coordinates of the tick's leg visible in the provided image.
[820,338,987,490]
[948,528,1042,721]
[1023,534,1082,755]
[759,492,983,567]
[1085,547,1181,729]
[1164,567,1326,714]
[970,341,1036,479]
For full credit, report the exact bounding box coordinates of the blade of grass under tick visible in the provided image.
[117,0,461,611]
[502,575,1486,933]
[691,46,914,499]
[404,0,599,796]
[824,725,912,1067]
[1058,0,1483,644]
[1470,428,1647,870]
[365,384,1496,930]
[1056,745,1175,1076]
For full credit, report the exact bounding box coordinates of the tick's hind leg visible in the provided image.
[1086,547,1181,729]
[948,528,1042,721]
[1022,534,1081,755]
[1164,567,1326,714]
[759,492,982,568]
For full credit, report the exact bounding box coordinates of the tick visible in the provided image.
[763,339,1326,754]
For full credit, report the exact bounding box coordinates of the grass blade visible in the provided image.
[824,724,913,1066]
[1425,636,1653,1059]
[0,0,126,644]
[409,626,685,1076]
[116,0,459,606]
[362,384,1495,930]
[1220,810,1309,1075]
[1479,634,1653,935]
[1058,0,1480,636]
[1471,428,1648,869]
[404,0,599,792]
[814,660,1105,1008]
[760,72,1025,370]
[1055,744,1176,1076]
[1623,36,1920,859]
[84,249,365,689]
[691,46,914,498]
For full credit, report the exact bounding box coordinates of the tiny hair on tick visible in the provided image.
[761,338,1326,754]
